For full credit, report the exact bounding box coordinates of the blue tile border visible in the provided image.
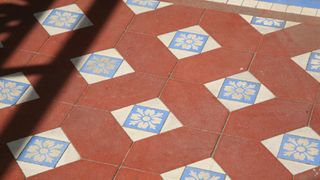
[126,0,160,9]
[259,0,320,9]
[306,52,320,73]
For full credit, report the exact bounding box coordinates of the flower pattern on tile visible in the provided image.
[18,136,69,168]
[251,16,286,28]
[80,54,123,78]
[169,31,209,53]
[123,105,170,134]
[180,166,226,180]
[306,52,320,73]
[43,9,83,29]
[218,78,261,104]
[278,134,320,166]
[126,0,160,9]
[0,79,29,105]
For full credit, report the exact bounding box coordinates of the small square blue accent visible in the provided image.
[17,136,69,168]
[0,79,30,105]
[306,52,320,73]
[80,54,123,78]
[251,16,286,28]
[218,78,261,104]
[168,31,209,53]
[42,9,84,30]
[277,134,320,166]
[126,0,160,9]
[180,166,226,180]
[123,105,170,134]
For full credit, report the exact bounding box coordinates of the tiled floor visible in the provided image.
[1,0,320,179]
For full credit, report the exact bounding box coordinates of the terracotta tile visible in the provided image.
[172,48,252,84]
[310,104,320,135]
[124,127,219,173]
[161,80,228,132]
[116,32,177,77]
[61,106,132,165]
[0,146,24,180]
[28,160,117,180]
[294,167,320,180]
[200,10,262,52]
[116,168,161,180]
[214,135,292,180]
[0,49,35,71]
[128,5,203,36]
[224,98,312,141]
[77,72,166,110]
[251,53,319,103]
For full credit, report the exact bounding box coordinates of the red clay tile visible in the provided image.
[224,98,311,141]
[124,127,219,173]
[251,53,319,103]
[0,49,35,71]
[61,106,132,165]
[77,72,166,110]
[0,146,24,180]
[172,48,253,84]
[200,10,262,52]
[214,135,292,180]
[310,104,320,135]
[128,5,203,36]
[28,160,117,180]
[116,32,177,77]
[116,168,161,180]
[161,80,228,132]
[294,167,320,180]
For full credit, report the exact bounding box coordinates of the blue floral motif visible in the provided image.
[123,105,170,134]
[43,9,84,30]
[251,16,286,28]
[180,166,226,180]
[18,136,69,168]
[80,54,123,78]
[218,78,261,104]
[169,31,209,53]
[0,79,29,105]
[277,134,320,166]
[306,52,320,73]
[126,0,160,9]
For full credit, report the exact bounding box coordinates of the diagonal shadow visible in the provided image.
[0,0,120,177]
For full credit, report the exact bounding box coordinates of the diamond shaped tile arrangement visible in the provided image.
[34,4,93,35]
[240,14,299,34]
[262,127,320,175]
[71,48,135,84]
[111,98,182,141]
[291,49,320,82]
[0,72,39,109]
[161,158,231,180]
[158,25,221,59]
[7,128,80,177]
[123,0,172,14]
[205,71,275,111]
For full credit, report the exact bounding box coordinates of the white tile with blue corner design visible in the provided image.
[262,127,320,175]
[123,0,172,14]
[240,14,299,34]
[161,158,231,180]
[34,4,93,35]
[204,71,275,111]
[7,128,80,177]
[111,98,182,141]
[158,25,221,59]
[71,48,134,84]
[291,49,320,82]
[0,72,39,109]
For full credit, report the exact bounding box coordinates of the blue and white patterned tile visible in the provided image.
[111,98,182,141]
[71,48,134,84]
[161,158,231,180]
[291,49,320,82]
[123,0,172,14]
[158,25,221,59]
[204,71,275,111]
[34,4,93,35]
[240,14,300,35]
[262,127,320,175]
[0,72,39,109]
[7,128,80,177]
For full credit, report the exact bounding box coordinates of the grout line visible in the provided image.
[112,142,135,180]
[158,59,179,98]
[81,158,118,167]
[307,86,320,126]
